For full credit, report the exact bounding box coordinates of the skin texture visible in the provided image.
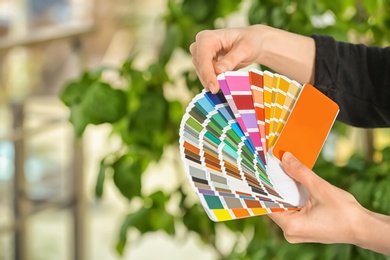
[273,152,390,255]
[189,24,390,255]
[189,24,315,93]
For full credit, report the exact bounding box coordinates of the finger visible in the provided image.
[193,31,221,93]
[268,210,297,228]
[214,41,250,74]
[190,43,211,92]
[190,43,213,92]
[189,42,196,55]
[189,42,196,57]
[268,210,308,244]
[282,152,327,195]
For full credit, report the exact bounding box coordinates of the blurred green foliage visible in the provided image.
[60,0,390,259]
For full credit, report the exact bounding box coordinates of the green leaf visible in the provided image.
[270,7,286,28]
[182,203,215,242]
[125,89,169,152]
[112,155,147,201]
[277,242,320,260]
[349,180,375,207]
[381,146,390,162]
[82,82,127,125]
[95,160,109,199]
[155,212,175,235]
[183,70,203,93]
[149,191,168,209]
[356,245,387,259]
[168,100,184,141]
[323,244,353,259]
[69,104,89,137]
[166,0,182,19]
[344,153,366,172]
[115,192,176,255]
[126,70,146,110]
[120,57,135,76]
[362,0,380,16]
[248,1,267,25]
[216,0,241,17]
[61,74,127,137]
[148,191,176,235]
[116,208,149,255]
[374,180,390,214]
[160,23,182,64]
[313,158,341,181]
[332,121,350,136]
[178,15,207,50]
[60,81,89,107]
[147,63,170,85]
[80,69,104,84]
[182,0,217,23]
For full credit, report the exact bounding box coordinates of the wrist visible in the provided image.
[253,24,277,65]
[253,25,315,84]
[349,207,386,251]
[348,206,372,247]
[343,201,390,255]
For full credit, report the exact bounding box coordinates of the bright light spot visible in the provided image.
[310,11,336,29]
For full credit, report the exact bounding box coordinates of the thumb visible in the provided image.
[282,152,322,195]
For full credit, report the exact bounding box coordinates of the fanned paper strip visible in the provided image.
[179,69,339,221]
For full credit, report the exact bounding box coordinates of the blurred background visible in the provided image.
[0,0,390,259]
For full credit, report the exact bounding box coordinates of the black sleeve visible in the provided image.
[311,34,390,128]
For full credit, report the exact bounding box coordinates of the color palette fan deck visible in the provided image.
[179,69,339,221]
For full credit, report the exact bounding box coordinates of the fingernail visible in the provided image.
[209,83,215,93]
[283,152,303,171]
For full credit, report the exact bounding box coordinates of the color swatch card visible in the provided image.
[179,69,339,221]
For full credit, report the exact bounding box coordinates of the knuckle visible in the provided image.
[191,55,197,65]
[241,47,251,58]
[282,223,301,243]
[284,233,299,244]
[189,43,196,54]
[217,57,235,71]
[191,59,197,69]
[195,30,212,41]
[348,194,358,204]
[293,162,309,175]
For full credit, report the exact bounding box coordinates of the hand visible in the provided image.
[269,152,390,255]
[189,25,315,93]
[190,25,267,93]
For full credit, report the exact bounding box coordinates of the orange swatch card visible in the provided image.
[272,84,339,169]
